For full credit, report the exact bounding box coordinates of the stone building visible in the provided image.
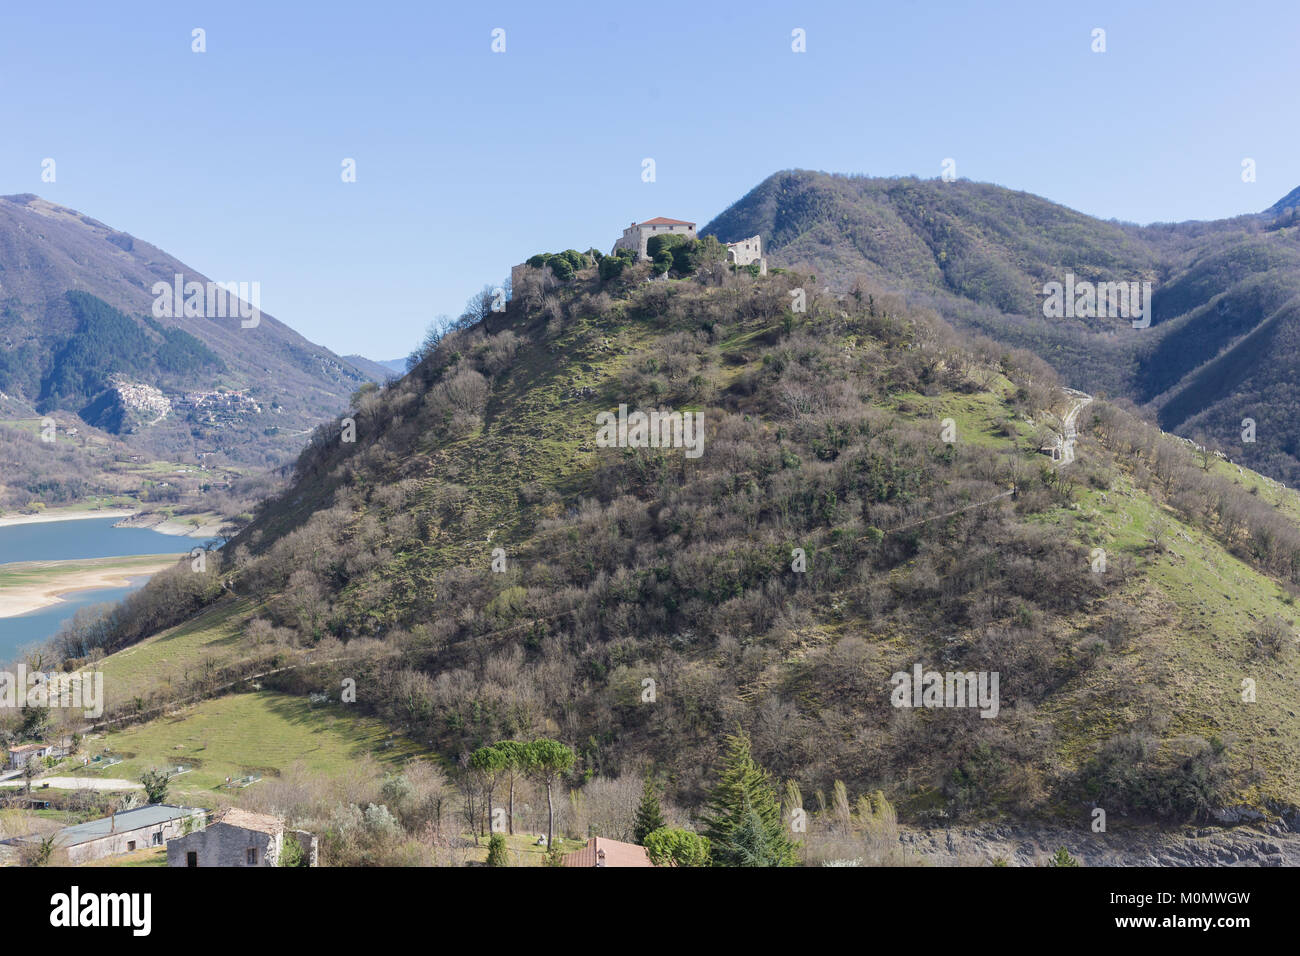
[725,235,766,273]
[5,742,54,770]
[36,805,206,864]
[166,807,318,867]
[612,217,697,260]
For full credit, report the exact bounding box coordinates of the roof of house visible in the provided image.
[52,805,200,847]
[215,808,284,835]
[8,743,50,753]
[639,217,695,227]
[561,836,654,868]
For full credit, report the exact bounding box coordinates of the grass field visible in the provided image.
[70,690,429,801]
[93,596,259,708]
[458,832,588,866]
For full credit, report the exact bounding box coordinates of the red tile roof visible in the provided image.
[561,836,654,867]
[639,217,695,227]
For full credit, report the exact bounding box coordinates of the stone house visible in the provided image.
[6,742,54,770]
[612,217,697,260]
[166,807,318,867]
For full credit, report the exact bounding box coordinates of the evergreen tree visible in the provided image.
[700,731,798,866]
[633,774,666,844]
[486,833,509,867]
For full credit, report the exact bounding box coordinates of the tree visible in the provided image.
[278,833,308,867]
[486,832,509,867]
[633,774,666,844]
[469,745,508,835]
[495,740,526,835]
[1048,846,1080,867]
[644,827,711,867]
[700,731,798,867]
[524,738,575,850]
[140,769,170,804]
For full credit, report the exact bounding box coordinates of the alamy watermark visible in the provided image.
[890,663,999,718]
[0,665,104,718]
[1042,273,1151,329]
[595,404,704,458]
[152,274,260,328]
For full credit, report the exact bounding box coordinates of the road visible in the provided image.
[1056,388,1093,466]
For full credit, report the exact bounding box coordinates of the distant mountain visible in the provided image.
[703,171,1300,484]
[343,355,401,381]
[376,358,408,374]
[0,194,371,469]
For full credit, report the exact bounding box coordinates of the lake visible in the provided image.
[0,517,192,663]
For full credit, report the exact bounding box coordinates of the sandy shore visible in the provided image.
[0,508,136,529]
[115,511,225,539]
[0,557,177,618]
[0,507,223,538]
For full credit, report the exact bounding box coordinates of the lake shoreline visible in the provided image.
[0,507,221,538]
[0,556,178,618]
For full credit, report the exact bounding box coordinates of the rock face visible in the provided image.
[898,820,1300,867]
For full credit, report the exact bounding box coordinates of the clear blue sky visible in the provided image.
[3,0,1297,359]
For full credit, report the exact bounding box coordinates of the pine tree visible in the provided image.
[700,731,798,866]
[633,774,666,844]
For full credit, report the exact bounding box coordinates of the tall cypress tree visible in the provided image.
[700,731,798,866]
[634,774,666,844]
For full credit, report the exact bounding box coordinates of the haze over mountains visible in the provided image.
[705,171,1300,484]
[0,194,384,471]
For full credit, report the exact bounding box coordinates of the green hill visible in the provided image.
[64,254,1300,828]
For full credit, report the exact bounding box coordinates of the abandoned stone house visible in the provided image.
[724,234,766,272]
[166,807,318,867]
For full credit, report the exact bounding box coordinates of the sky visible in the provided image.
[3,0,1298,360]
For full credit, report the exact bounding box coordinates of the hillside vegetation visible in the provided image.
[703,170,1300,485]
[52,251,1300,832]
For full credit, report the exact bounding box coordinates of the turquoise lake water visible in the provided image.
[0,517,192,663]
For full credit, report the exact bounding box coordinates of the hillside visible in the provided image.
[0,194,374,479]
[61,253,1300,831]
[702,171,1300,485]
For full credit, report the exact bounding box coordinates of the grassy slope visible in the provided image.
[71,690,427,801]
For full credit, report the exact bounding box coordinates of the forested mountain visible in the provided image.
[63,252,1300,830]
[0,194,380,472]
[703,171,1300,484]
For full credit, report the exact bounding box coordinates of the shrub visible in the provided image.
[644,827,711,867]
[486,832,509,866]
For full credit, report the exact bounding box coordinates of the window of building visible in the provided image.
[187,851,197,867]
[246,847,258,865]
[152,831,163,846]
[127,840,136,851]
